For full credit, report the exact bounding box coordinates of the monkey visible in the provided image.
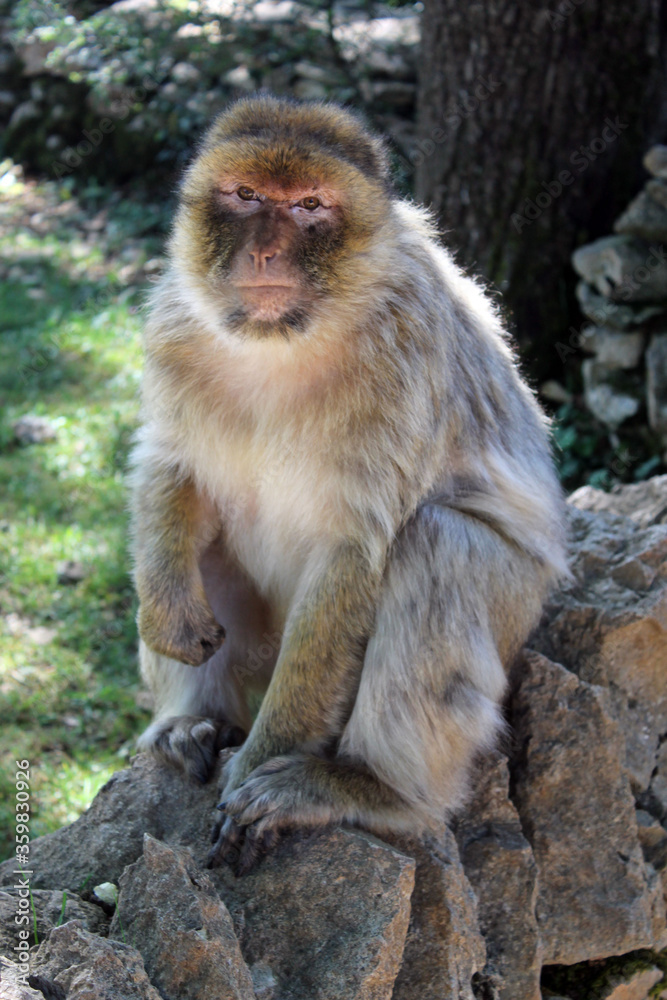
[130,95,568,874]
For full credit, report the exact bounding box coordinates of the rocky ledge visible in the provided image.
[2,477,667,1000]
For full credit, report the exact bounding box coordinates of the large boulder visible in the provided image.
[511,651,664,964]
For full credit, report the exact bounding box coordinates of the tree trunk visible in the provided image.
[415,0,667,378]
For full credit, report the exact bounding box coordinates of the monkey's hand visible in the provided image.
[138,593,226,667]
[208,754,339,874]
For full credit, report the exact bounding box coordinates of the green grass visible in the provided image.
[0,165,167,860]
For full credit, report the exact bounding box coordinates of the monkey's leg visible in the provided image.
[210,504,551,869]
[210,541,384,827]
[131,461,225,667]
[138,538,278,783]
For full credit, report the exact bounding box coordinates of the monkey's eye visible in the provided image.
[237,186,258,201]
[300,196,321,211]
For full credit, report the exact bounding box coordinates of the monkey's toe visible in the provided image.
[141,715,245,783]
[207,814,280,874]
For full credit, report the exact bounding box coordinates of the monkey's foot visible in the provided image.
[138,715,245,784]
[207,753,404,874]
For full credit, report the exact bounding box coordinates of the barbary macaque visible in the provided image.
[130,96,567,872]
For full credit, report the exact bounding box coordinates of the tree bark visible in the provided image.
[415,0,667,376]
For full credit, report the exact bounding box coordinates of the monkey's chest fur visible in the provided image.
[173,364,407,615]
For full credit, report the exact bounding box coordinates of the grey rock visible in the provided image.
[576,280,664,329]
[568,475,667,527]
[635,809,667,869]
[614,187,667,242]
[389,828,485,1000]
[646,178,667,209]
[12,415,57,445]
[56,560,86,585]
[580,324,645,368]
[644,145,667,179]
[209,828,414,1000]
[649,739,667,822]
[110,836,254,1000]
[532,504,667,792]
[28,920,162,999]
[511,651,665,964]
[0,754,220,892]
[572,236,667,302]
[0,958,43,999]
[582,358,640,426]
[647,334,667,437]
[456,756,541,1000]
[0,889,107,956]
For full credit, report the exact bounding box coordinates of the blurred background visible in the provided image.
[1,0,666,858]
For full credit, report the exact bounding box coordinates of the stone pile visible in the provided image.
[0,0,419,184]
[1,478,667,1000]
[571,147,667,453]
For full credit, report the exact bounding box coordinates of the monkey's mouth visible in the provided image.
[234,283,305,322]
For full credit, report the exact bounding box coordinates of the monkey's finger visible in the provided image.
[207,816,245,869]
[218,746,239,768]
[199,624,226,662]
[236,820,281,876]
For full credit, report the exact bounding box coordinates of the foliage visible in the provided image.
[5,0,358,181]
[551,400,663,492]
[0,166,163,860]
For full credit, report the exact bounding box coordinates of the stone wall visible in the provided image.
[571,147,667,460]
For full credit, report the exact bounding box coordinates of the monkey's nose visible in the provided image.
[249,250,280,271]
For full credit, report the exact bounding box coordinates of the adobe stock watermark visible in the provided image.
[410,75,503,167]
[511,116,628,232]
[51,73,159,179]
[13,759,34,987]
[556,244,667,362]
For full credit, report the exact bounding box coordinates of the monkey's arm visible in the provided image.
[131,460,225,667]
[220,541,384,793]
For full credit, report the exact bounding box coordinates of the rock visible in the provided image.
[645,178,667,209]
[56,560,86,585]
[649,739,667,821]
[568,475,667,527]
[614,188,667,242]
[0,755,220,892]
[388,828,485,1000]
[209,828,414,1000]
[644,145,667,179]
[580,325,645,368]
[510,651,665,964]
[597,965,663,1000]
[572,236,667,302]
[0,889,108,955]
[539,380,572,404]
[582,358,640,426]
[28,920,162,1000]
[455,756,541,1000]
[646,334,667,437]
[293,79,329,101]
[576,281,664,329]
[109,836,254,1000]
[0,958,43,999]
[635,810,667,869]
[533,504,667,792]
[12,415,57,444]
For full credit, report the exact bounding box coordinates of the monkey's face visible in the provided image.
[208,175,346,331]
[170,98,392,339]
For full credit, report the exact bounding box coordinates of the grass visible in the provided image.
[0,162,169,861]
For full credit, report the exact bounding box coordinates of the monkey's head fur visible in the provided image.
[169,96,394,339]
